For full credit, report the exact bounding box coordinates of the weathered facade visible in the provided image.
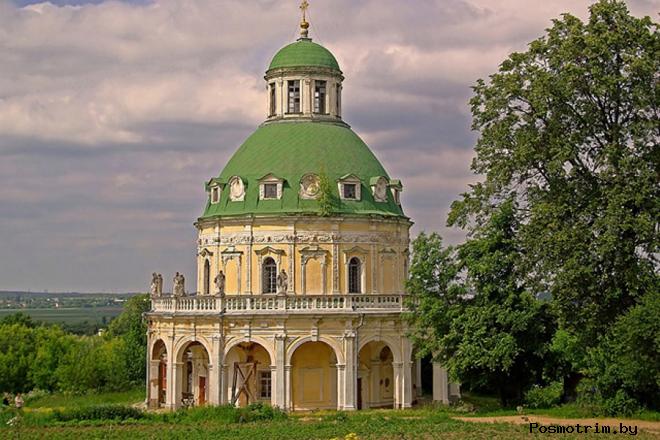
[145,7,458,411]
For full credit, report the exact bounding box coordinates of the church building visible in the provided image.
[146,3,459,411]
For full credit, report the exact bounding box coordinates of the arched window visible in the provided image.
[262,257,277,294]
[348,257,361,293]
[203,259,210,295]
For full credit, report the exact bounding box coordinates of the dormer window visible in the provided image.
[389,179,403,205]
[338,174,361,201]
[210,186,220,204]
[314,80,327,114]
[287,80,301,113]
[263,183,278,199]
[343,184,357,199]
[259,174,284,200]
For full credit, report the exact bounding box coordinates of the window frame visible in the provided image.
[348,257,362,294]
[262,183,278,200]
[210,186,220,204]
[287,80,301,114]
[259,370,272,399]
[269,83,277,117]
[314,80,327,114]
[262,257,277,294]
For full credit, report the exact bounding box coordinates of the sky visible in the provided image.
[1,0,658,293]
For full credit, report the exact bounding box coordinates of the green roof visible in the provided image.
[268,39,340,72]
[201,121,405,219]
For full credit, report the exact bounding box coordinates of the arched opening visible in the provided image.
[262,257,277,294]
[224,342,273,407]
[348,257,362,293]
[203,259,210,295]
[358,342,395,409]
[177,341,210,408]
[291,341,338,410]
[150,340,167,408]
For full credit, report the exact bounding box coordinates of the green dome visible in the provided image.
[201,122,404,219]
[268,39,340,72]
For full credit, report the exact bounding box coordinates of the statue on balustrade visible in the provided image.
[214,270,225,297]
[277,269,288,294]
[150,272,163,297]
[173,272,186,297]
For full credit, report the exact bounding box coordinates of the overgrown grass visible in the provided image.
[26,388,144,409]
[3,390,658,439]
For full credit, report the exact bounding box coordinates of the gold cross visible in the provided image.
[300,0,309,22]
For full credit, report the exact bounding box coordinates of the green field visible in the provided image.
[1,390,658,440]
[0,307,123,324]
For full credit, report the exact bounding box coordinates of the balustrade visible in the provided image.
[151,294,406,314]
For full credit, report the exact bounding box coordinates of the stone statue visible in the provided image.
[151,272,164,296]
[173,272,186,297]
[276,269,288,294]
[150,273,159,296]
[214,270,225,296]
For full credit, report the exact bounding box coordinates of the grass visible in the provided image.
[26,388,144,410]
[1,390,657,439]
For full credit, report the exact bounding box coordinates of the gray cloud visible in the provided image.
[1,0,658,291]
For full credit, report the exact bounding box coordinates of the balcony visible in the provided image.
[150,294,407,316]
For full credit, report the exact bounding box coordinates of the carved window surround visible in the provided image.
[300,246,329,295]
[255,246,286,294]
[343,246,368,294]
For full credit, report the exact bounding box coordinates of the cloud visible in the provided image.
[1,0,658,291]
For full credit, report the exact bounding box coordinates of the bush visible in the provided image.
[524,381,563,409]
[237,402,287,423]
[52,404,144,422]
[602,390,641,417]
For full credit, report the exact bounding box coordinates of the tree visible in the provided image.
[0,323,36,393]
[587,291,660,410]
[449,0,658,352]
[106,294,150,384]
[408,203,555,405]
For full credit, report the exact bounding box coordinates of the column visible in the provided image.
[145,334,151,406]
[432,362,449,404]
[274,335,287,409]
[148,360,160,408]
[342,333,357,410]
[393,362,403,408]
[332,243,339,294]
[288,243,295,294]
[401,360,413,408]
[336,363,346,410]
[284,365,292,411]
[169,362,184,410]
[209,336,224,405]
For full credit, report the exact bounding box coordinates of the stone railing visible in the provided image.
[150,294,407,315]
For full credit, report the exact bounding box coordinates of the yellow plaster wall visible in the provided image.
[291,342,337,410]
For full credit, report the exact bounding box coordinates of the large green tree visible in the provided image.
[449,0,658,350]
[106,294,150,384]
[408,203,555,405]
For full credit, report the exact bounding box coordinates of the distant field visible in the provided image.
[0,306,123,323]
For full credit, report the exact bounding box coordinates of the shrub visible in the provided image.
[524,381,563,409]
[52,404,144,422]
[602,390,640,417]
[237,402,287,423]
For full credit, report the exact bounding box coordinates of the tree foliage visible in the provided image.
[449,0,659,345]
[409,0,658,410]
[407,203,555,405]
[0,295,150,395]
